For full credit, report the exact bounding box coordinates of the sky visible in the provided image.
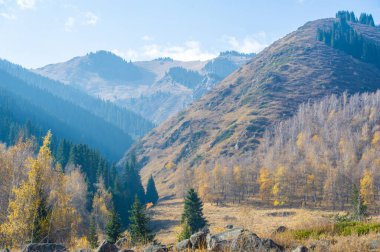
[0,0,379,68]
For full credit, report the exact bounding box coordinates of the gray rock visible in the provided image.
[23,243,67,252]
[274,226,287,233]
[292,246,309,252]
[230,231,283,252]
[143,244,168,252]
[207,228,244,251]
[115,237,129,248]
[368,240,380,251]
[190,231,207,249]
[95,240,119,252]
[176,239,191,251]
[225,224,234,229]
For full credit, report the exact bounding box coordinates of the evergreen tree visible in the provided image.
[181,188,207,234]
[113,154,145,228]
[145,175,159,205]
[128,196,154,244]
[88,217,99,249]
[352,185,368,221]
[105,208,122,244]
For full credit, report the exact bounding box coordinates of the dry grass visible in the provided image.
[149,199,380,251]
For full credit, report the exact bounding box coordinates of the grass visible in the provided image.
[148,199,380,251]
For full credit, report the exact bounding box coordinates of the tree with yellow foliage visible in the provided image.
[360,169,374,206]
[91,177,113,233]
[257,167,272,202]
[1,131,54,245]
[272,166,288,206]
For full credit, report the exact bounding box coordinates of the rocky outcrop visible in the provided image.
[22,243,67,252]
[190,231,208,249]
[95,240,118,252]
[206,228,283,252]
[176,239,191,251]
[143,244,168,252]
[292,246,309,252]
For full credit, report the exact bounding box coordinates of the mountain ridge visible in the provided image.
[128,18,380,197]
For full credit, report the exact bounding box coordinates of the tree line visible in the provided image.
[317,11,380,70]
[0,131,160,249]
[187,91,380,212]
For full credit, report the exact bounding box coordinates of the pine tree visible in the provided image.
[105,208,122,244]
[352,185,367,221]
[145,175,159,205]
[88,217,99,249]
[128,196,154,244]
[181,188,207,234]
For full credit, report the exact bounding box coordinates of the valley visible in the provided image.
[0,4,379,252]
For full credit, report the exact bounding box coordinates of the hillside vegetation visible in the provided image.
[131,15,380,197]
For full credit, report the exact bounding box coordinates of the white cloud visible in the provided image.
[142,40,216,61]
[84,12,98,25]
[64,17,75,32]
[0,12,16,20]
[224,33,269,53]
[16,0,35,9]
[141,35,153,41]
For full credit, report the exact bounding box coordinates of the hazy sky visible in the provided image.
[0,0,379,68]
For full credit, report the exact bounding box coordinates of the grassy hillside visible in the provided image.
[129,18,380,197]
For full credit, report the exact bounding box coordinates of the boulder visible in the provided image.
[23,243,67,252]
[190,231,207,249]
[176,239,191,251]
[230,231,283,252]
[274,226,287,234]
[143,244,168,252]
[95,240,119,252]
[115,237,129,248]
[207,228,244,251]
[368,240,380,251]
[225,224,234,229]
[292,246,309,252]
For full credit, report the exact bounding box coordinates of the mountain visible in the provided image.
[0,59,151,160]
[127,17,380,197]
[35,51,255,123]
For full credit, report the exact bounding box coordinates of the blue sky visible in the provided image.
[0,0,379,68]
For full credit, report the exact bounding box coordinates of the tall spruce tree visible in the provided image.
[105,208,122,244]
[181,188,207,234]
[88,217,99,249]
[128,196,154,244]
[113,153,145,228]
[146,175,159,205]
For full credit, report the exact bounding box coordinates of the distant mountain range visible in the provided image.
[126,17,380,197]
[35,51,255,123]
[0,59,154,161]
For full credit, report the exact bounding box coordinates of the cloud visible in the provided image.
[141,35,153,41]
[224,33,269,53]
[84,12,98,25]
[0,12,16,20]
[143,40,216,61]
[64,17,75,32]
[16,0,35,9]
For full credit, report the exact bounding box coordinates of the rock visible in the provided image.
[207,228,244,251]
[190,231,207,249]
[95,240,119,252]
[0,249,10,252]
[368,240,380,251]
[143,244,168,252]
[230,231,283,252]
[274,226,287,233]
[23,243,67,252]
[115,237,129,248]
[225,224,234,229]
[176,239,191,251]
[292,245,309,252]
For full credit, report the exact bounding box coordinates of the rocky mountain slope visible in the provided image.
[129,18,380,197]
[35,51,255,123]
